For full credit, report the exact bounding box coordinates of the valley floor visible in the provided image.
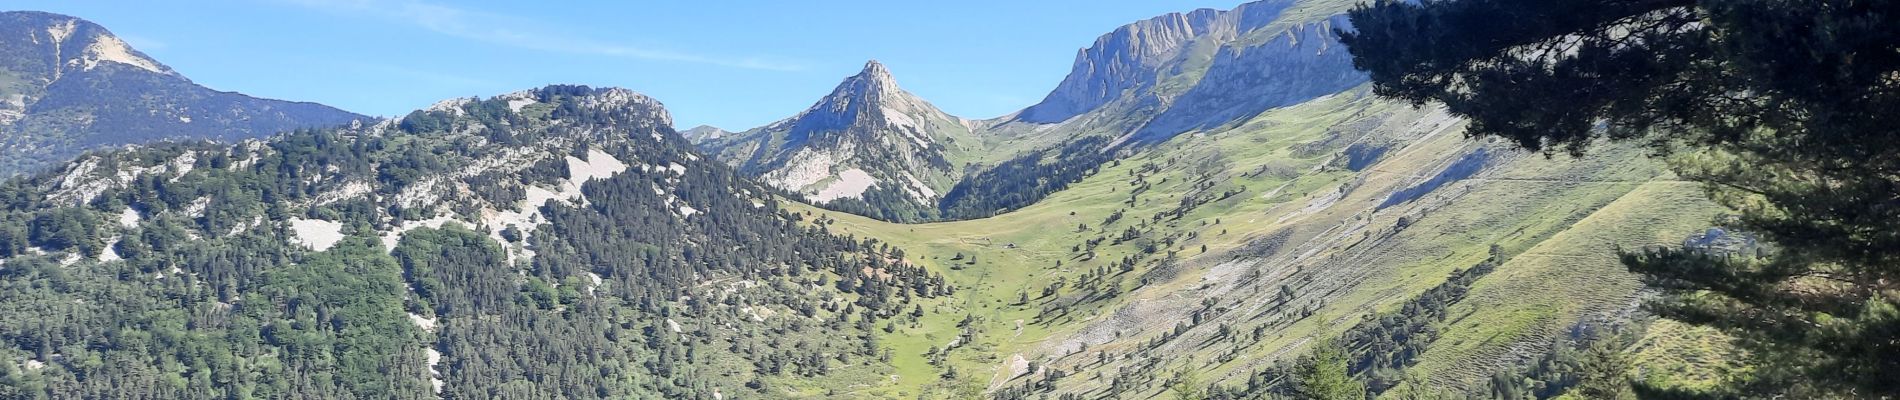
[783,88,1740,398]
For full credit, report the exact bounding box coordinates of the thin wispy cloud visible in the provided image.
[279,0,807,71]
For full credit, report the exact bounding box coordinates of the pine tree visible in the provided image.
[1294,339,1366,400]
[1341,0,1900,395]
[1168,367,1208,400]
[1575,339,1632,400]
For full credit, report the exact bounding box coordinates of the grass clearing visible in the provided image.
[790,86,1732,398]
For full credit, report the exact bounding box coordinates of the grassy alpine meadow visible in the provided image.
[8,0,1873,397]
[781,86,1739,398]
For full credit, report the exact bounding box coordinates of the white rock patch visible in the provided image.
[762,149,841,191]
[118,208,141,228]
[310,181,371,207]
[882,106,919,130]
[811,168,877,203]
[425,97,472,115]
[1006,353,1031,380]
[506,98,536,112]
[52,159,104,205]
[167,152,197,180]
[47,20,78,48]
[905,174,938,200]
[409,313,438,332]
[563,149,629,196]
[81,35,166,73]
[98,237,122,262]
[288,218,346,252]
[183,197,211,218]
[426,348,445,393]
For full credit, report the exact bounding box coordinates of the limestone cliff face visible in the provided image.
[0,11,365,176]
[1131,15,1363,142]
[698,0,1372,222]
[1015,8,1229,124]
[1004,0,1364,145]
[1012,0,1304,125]
[704,61,975,207]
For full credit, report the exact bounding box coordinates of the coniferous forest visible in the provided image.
[0,87,947,399]
[1,0,1896,398]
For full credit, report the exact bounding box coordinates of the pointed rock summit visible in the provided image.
[793,59,947,137]
[860,59,894,84]
[699,60,980,220]
[696,1,1369,223]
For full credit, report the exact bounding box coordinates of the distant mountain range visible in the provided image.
[694,0,1367,221]
[0,11,365,176]
[0,2,1739,399]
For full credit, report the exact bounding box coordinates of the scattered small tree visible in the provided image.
[1294,339,1366,400]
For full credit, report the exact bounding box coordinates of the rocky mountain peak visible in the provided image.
[791,60,946,134]
[0,11,365,176]
[859,59,894,84]
[700,60,974,214]
[830,60,908,108]
[2,11,174,77]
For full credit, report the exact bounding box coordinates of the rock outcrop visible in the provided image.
[704,60,977,213]
[1006,0,1362,144]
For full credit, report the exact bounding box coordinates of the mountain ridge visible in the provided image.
[0,83,952,398]
[0,4,1747,399]
[0,11,366,176]
[695,0,1368,223]
[701,60,980,220]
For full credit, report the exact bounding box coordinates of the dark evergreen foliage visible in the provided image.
[0,86,948,399]
[1342,0,1900,395]
[1340,259,1496,393]
[938,136,1114,219]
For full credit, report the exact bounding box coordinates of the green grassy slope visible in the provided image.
[781,84,1738,398]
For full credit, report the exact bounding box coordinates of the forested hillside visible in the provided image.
[3,0,1876,397]
[0,86,948,399]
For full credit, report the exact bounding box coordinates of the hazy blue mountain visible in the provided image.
[0,11,365,176]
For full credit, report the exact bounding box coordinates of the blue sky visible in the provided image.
[12,0,1246,130]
